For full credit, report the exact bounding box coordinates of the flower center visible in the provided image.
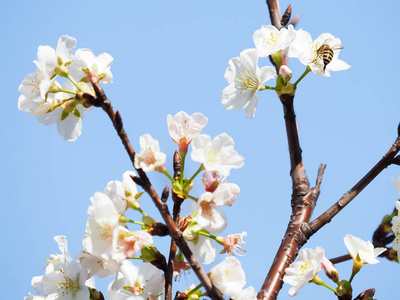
[56,273,80,296]
[235,69,259,93]
[206,149,221,164]
[99,222,114,241]
[143,147,157,165]
[262,32,281,48]
[296,259,311,278]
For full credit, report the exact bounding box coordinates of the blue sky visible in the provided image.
[2,0,399,299]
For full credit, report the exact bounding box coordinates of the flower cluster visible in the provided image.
[18,35,113,141]
[25,111,246,299]
[283,235,385,297]
[222,25,350,118]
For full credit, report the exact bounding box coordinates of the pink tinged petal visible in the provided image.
[56,35,77,62]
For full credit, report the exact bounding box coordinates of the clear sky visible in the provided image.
[2,0,400,299]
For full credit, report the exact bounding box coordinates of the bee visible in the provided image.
[311,39,344,72]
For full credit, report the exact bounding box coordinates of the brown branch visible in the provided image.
[92,84,223,300]
[280,5,291,27]
[309,135,400,234]
[258,94,321,300]
[266,0,282,29]
[166,151,184,300]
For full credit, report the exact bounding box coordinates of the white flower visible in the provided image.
[69,48,114,83]
[18,62,51,114]
[391,175,400,199]
[104,170,139,215]
[108,260,165,300]
[288,30,350,77]
[343,234,386,265]
[187,234,218,265]
[283,247,325,296]
[28,236,95,300]
[35,81,92,141]
[24,292,47,300]
[209,256,246,297]
[76,251,120,278]
[134,134,166,172]
[83,192,120,261]
[222,49,276,118]
[232,286,257,300]
[191,133,244,177]
[115,227,153,260]
[253,24,296,57]
[167,111,208,149]
[37,35,77,77]
[196,191,228,232]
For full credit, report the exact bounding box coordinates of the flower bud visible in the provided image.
[320,257,339,283]
[279,65,292,82]
[202,170,221,192]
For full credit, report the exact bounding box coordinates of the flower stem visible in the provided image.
[183,164,205,189]
[162,169,175,182]
[66,75,80,90]
[312,275,336,293]
[187,284,203,298]
[294,65,311,87]
[126,219,145,226]
[180,152,187,183]
[261,85,279,91]
[198,230,217,240]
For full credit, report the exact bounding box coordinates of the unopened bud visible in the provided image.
[140,245,159,262]
[202,170,221,192]
[279,65,292,82]
[321,257,339,283]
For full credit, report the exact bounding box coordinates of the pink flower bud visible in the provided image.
[321,257,339,283]
[279,65,292,82]
[202,170,221,192]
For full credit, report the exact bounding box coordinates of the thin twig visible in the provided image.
[92,83,223,300]
[309,136,400,234]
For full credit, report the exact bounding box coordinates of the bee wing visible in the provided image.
[323,38,334,44]
[331,44,344,50]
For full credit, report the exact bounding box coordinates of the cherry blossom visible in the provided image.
[288,30,350,77]
[222,49,276,118]
[191,133,244,177]
[104,170,139,215]
[232,286,257,300]
[391,175,400,199]
[37,35,77,78]
[283,247,325,296]
[209,256,246,296]
[26,236,94,300]
[167,111,208,153]
[343,234,386,265]
[69,48,114,84]
[217,232,247,255]
[253,24,296,57]
[108,260,165,300]
[134,134,166,172]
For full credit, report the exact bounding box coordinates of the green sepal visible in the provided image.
[61,110,70,121]
[72,108,81,118]
[98,73,108,81]
[336,280,352,297]
[182,220,204,244]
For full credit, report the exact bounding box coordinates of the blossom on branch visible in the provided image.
[26,236,95,300]
[283,247,325,296]
[222,49,276,118]
[232,286,257,300]
[69,48,114,84]
[288,30,350,77]
[108,260,165,300]
[343,234,386,265]
[391,175,400,199]
[167,111,208,153]
[36,35,76,78]
[209,256,246,297]
[191,133,244,177]
[253,24,296,57]
[134,134,167,172]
